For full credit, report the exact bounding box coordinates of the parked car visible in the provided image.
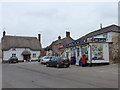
[40,56,56,64]
[46,57,70,68]
[8,56,18,63]
[38,57,43,62]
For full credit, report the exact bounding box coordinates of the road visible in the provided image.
[2,62,118,88]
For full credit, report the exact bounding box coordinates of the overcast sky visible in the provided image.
[0,2,118,47]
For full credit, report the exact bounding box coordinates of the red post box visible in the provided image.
[82,54,86,66]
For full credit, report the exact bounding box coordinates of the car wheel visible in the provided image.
[66,65,70,68]
[46,63,49,67]
[9,61,11,64]
[56,64,60,68]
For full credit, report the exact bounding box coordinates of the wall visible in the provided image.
[3,48,40,61]
[118,33,120,63]
[93,32,113,42]
[91,32,119,63]
[0,43,2,58]
[46,50,52,56]
[109,32,119,63]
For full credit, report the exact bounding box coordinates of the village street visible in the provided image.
[2,62,118,88]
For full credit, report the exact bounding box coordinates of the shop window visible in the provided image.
[33,53,36,58]
[77,48,79,57]
[12,53,16,57]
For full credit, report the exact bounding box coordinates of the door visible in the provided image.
[23,55,30,61]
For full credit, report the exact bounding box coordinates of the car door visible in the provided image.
[49,57,56,66]
[53,58,58,66]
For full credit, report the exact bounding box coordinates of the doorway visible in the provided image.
[23,55,31,61]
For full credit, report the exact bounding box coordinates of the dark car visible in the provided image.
[46,57,70,68]
[9,56,18,63]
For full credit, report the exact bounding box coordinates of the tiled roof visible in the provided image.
[47,37,74,50]
[76,24,120,41]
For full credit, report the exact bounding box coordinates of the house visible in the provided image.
[1,31,42,62]
[62,24,120,64]
[46,32,74,56]
[76,24,120,63]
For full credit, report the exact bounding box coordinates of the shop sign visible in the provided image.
[60,45,64,48]
[64,38,106,47]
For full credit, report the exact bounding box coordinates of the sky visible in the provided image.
[0,1,118,48]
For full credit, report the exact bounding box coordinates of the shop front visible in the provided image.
[63,38,109,66]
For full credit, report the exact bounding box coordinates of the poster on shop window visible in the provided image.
[91,44,104,60]
[81,45,88,55]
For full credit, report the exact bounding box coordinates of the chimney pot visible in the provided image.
[58,36,61,40]
[66,32,70,37]
[3,31,6,37]
[38,34,41,42]
[100,24,102,29]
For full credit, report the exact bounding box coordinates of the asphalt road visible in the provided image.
[2,62,118,88]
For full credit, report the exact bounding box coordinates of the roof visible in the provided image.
[47,37,74,50]
[76,24,120,41]
[1,35,41,51]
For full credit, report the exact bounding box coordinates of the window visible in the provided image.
[77,48,79,57]
[33,53,36,58]
[12,48,16,51]
[12,53,16,57]
[44,56,49,59]
[103,33,108,39]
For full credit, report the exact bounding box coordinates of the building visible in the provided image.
[1,31,42,62]
[46,32,74,56]
[0,43,1,58]
[77,24,120,63]
[63,38,109,65]
[62,24,120,64]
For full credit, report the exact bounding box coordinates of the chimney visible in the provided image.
[58,36,61,40]
[3,31,6,37]
[38,34,41,43]
[66,31,70,37]
[100,24,102,29]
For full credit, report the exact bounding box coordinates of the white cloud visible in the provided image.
[0,2,118,47]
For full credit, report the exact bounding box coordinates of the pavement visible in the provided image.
[2,62,119,88]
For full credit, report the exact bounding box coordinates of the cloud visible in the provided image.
[0,2,118,47]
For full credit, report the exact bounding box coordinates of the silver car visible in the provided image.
[40,56,55,64]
